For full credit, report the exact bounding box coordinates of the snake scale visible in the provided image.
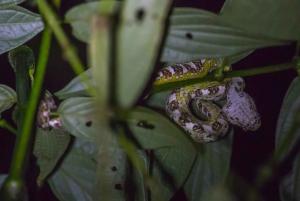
[153,59,261,142]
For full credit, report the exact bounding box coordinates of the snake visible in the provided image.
[153,59,261,143]
[36,58,261,143]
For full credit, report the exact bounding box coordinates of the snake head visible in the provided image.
[222,78,261,131]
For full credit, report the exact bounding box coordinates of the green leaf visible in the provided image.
[0,175,8,188]
[280,155,300,201]
[145,90,172,111]
[220,0,300,40]
[58,97,100,142]
[127,107,196,200]
[93,145,127,201]
[48,137,98,201]
[127,107,195,149]
[125,150,149,201]
[0,0,24,9]
[151,147,196,200]
[65,1,121,43]
[0,84,16,113]
[0,6,44,55]
[161,8,287,63]
[205,186,237,201]
[116,0,173,108]
[54,69,94,99]
[33,128,70,186]
[276,77,300,200]
[183,129,233,201]
[276,77,300,159]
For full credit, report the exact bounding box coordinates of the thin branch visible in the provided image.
[150,60,297,93]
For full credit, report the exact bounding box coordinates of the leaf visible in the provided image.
[151,147,196,201]
[276,77,300,201]
[0,6,44,55]
[48,137,98,201]
[116,0,173,108]
[280,155,300,201]
[58,97,100,142]
[220,0,300,40]
[0,174,8,188]
[65,1,121,43]
[205,186,237,201]
[0,84,16,113]
[58,97,118,146]
[93,145,127,201]
[127,107,196,200]
[276,77,300,159]
[160,8,287,63]
[33,128,70,186]
[125,150,149,201]
[183,129,233,201]
[54,69,95,99]
[0,0,24,9]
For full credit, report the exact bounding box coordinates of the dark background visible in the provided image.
[0,0,297,200]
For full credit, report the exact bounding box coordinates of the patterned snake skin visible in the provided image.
[154,59,261,142]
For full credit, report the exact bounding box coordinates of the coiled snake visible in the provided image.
[37,59,261,143]
[153,59,261,142]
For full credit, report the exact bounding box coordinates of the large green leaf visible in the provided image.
[183,129,233,201]
[48,137,98,201]
[58,97,109,143]
[220,0,300,40]
[125,150,149,201]
[116,0,173,108]
[93,145,127,201]
[0,0,24,9]
[127,107,196,200]
[65,1,121,43]
[54,69,94,99]
[0,6,44,55]
[0,84,16,113]
[33,128,70,186]
[161,8,286,63]
[276,77,300,201]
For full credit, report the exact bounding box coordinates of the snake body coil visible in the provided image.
[154,59,261,143]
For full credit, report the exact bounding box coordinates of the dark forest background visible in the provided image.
[0,0,297,200]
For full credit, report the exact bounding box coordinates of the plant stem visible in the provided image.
[150,60,297,93]
[0,46,33,201]
[0,120,17,135]
[36,0,95,96]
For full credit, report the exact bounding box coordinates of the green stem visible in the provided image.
[36,0,95,96]
[0,46,33,201]
[151,60,297,93]
[0,24,53,200]
[0,120,17,135]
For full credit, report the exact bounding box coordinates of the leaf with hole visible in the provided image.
[0,0,24,9]
[33,128,70,186]
[93,145,127,201]
[220,0,300,40]
[0,84,16,113]
[48,137,98,201]
[116,0,173,108]
[127,107,196,200]
[276,77,300,201]
[0,6,44,55]
[58,97,100,142]
[161,8,286,63]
